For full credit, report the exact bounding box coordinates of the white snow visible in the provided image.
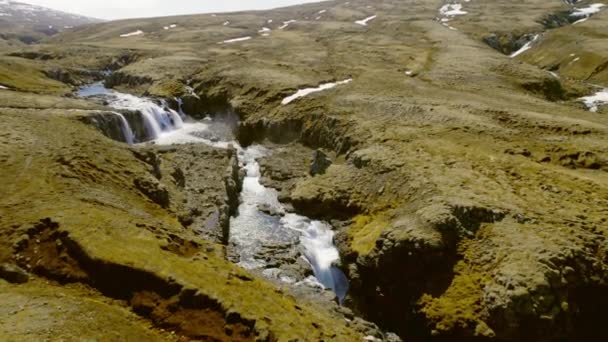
[571,3,605,16]
[439,4,467,16]
[0,85,8,90]
[510,34,540,58]
[355,15,377,26]
[267,19,273,23]
[548,71,560,78]
[120,30,143,38]
[580,89,608,112]
[572,16,590,24]
[319,9,327,14]
[220,36,252,44]
[258,27,271,33]
[278,20,296,29]
[282,79,352,105]
[223,21,230,26]
[163,24,177,30]
[405,70,414,76]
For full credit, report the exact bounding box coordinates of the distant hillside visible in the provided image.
[0,0,101,48]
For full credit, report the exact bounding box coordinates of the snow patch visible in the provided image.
[571,3,605,17]
[282,79,352,105]
[223,21,230,26]
[220,36,252,44]
[120,30,143,38]
[510,34,540,58]
[355,15,377,26]
[0,84,8,89]
[580,89,608,112]
[439,3,467,16]
[278,20,296,29]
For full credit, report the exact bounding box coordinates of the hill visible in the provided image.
[0,0,101,48]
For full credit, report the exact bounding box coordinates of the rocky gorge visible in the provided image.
[1,0,608,341]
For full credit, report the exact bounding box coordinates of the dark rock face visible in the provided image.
[0,263,29,284]
[134,176,170,208]
[483,32,538,56]
[79,111,129,143]
[520,77,569,101]
[121,110,149,142]
[105,71,153,89]
[310,150,333,176]
[222,147,243,243]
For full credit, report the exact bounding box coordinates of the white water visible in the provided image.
[282,79,352,105]
[230,146,350,303]
[112,111,135,145]
[77,82,349,301]
[77,82,184,141]
[281,213,350,302]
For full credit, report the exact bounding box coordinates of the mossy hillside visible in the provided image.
[520,24,608,86]
[0,279,173,341]
[0,56,70,94]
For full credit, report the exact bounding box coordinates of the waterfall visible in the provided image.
[111,111,135,145]
[77,82,350,301]
[231,146,350,303]
[78,82,185,140]
[282,213,350,303]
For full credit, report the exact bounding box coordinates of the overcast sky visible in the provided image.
[21,0,328,20]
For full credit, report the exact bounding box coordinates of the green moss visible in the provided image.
[148,79,186,97]
[419,261,488,335]
[0,57,69,94]
[348,208,396,256]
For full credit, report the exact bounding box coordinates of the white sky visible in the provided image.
[20,0,328,20]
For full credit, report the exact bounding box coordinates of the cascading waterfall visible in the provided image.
[231,146,350,303]
[76,81,350,302]
[111,111,135,145]
[281,213,350,303]
[78,82,184,141]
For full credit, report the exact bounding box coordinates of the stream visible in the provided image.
[77,82,349,303]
